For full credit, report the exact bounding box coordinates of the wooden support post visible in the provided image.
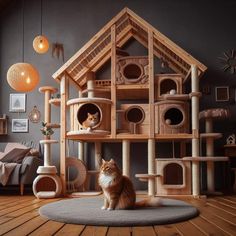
[205,118,215,192]
[148,29,155,138]
[122,140,130,177]
[191,64,200,196]
[111,24,117,138]
[78,142,84,161]
[78,91,84,161]
[148,139,155,196]
[95,142,102,190]
[87,72,95,98]
[60,73,69,195]
[95,142,102,170]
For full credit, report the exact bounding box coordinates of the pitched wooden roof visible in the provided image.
[53,7,207,88]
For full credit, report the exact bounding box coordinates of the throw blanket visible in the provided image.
[0,161,17,186]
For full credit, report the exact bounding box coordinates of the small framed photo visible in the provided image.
[9,93,26,112]
[215,86,229,102]
[12,119,29,133]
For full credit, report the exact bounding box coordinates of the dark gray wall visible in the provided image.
[1,0,236,190]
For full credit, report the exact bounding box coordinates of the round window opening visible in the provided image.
[123,63,142,81]
[164,108,183,126]
[126,106,145,124]
[77,103,101,128]
[160,79,177,95]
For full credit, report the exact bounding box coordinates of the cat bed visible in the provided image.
[39,196,199,226]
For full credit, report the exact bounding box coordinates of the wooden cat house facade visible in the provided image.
[50,7,228,197]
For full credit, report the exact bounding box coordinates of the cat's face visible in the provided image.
[87,112,99,126]
[100,159,120,176]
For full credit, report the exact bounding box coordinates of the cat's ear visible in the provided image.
[109,158,115,164]
[95,112,98,116]
[87,112,91,116]
[102,159,106,164]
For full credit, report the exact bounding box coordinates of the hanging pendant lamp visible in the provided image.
[33,0,49,54]
[7,0,40,92]
[29,105,41,123]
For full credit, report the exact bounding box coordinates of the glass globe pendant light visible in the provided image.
[33,0,49,54]
[7,0,40,92]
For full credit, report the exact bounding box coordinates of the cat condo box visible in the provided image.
[67,98,112,136]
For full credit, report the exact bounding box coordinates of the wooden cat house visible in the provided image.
[48,7,230,197]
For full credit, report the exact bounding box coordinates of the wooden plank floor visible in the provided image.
[0,194,235,236]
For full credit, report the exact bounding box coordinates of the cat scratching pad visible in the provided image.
[39,196,199,226]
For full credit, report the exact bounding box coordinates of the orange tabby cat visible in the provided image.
[82,112,99,131]
[99,159,161,210]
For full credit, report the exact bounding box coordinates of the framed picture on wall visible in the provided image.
[215,86,229,102]
[9,93,26,112]
[12,119,28,133]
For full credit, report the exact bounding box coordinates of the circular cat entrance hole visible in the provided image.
[125,106,145,124]
[164,107,184,126]
[160,79,177,95]
[77,103,102,129]
[123,63,143,82]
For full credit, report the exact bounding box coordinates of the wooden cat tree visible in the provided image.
[48,7,228,197]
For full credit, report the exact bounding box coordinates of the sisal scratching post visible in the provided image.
[191,65,200,196]
[148,139,155,196]
[122,140,130,177]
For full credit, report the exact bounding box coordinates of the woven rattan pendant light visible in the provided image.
[33,0,49,54]
[7,0,40,92]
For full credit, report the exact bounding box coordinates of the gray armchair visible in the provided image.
[0,143,43,195]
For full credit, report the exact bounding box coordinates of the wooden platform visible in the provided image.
[0,194,235,235]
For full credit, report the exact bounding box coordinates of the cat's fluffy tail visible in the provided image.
[135,197,162,208]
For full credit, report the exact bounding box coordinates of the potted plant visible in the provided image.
[40,122,54,139]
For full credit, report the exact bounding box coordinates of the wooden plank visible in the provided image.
[111,24,117,138]
[0,211,38,235]
[54,224,85,236]
[107,227,131,236]
[199,215,236,236]
[148,28,154,138]
[6,198,59,218]
[28,220,65,236]
[132,226,156,236]
[174,221,207,236]
[190,216,230,236]
[3,216,48,236]
[0,198,42,216]
[208,198,236,210]
[154,225,182,236]
[187,198,236,225]
[80,226,108,236]
[207,200,236,215]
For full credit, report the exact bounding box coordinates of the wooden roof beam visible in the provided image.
[131,27,189,74]
[73,25,132,84]
[53,8,129,80]
[127,8,207,74]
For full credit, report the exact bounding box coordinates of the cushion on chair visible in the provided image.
[0,143,30,163]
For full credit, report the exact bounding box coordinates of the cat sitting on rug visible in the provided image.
[99,159,161,210]
[82,112,99,131]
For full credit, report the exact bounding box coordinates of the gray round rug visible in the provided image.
[39,197,199,226]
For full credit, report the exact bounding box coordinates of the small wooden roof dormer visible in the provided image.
[53,7,207,89]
